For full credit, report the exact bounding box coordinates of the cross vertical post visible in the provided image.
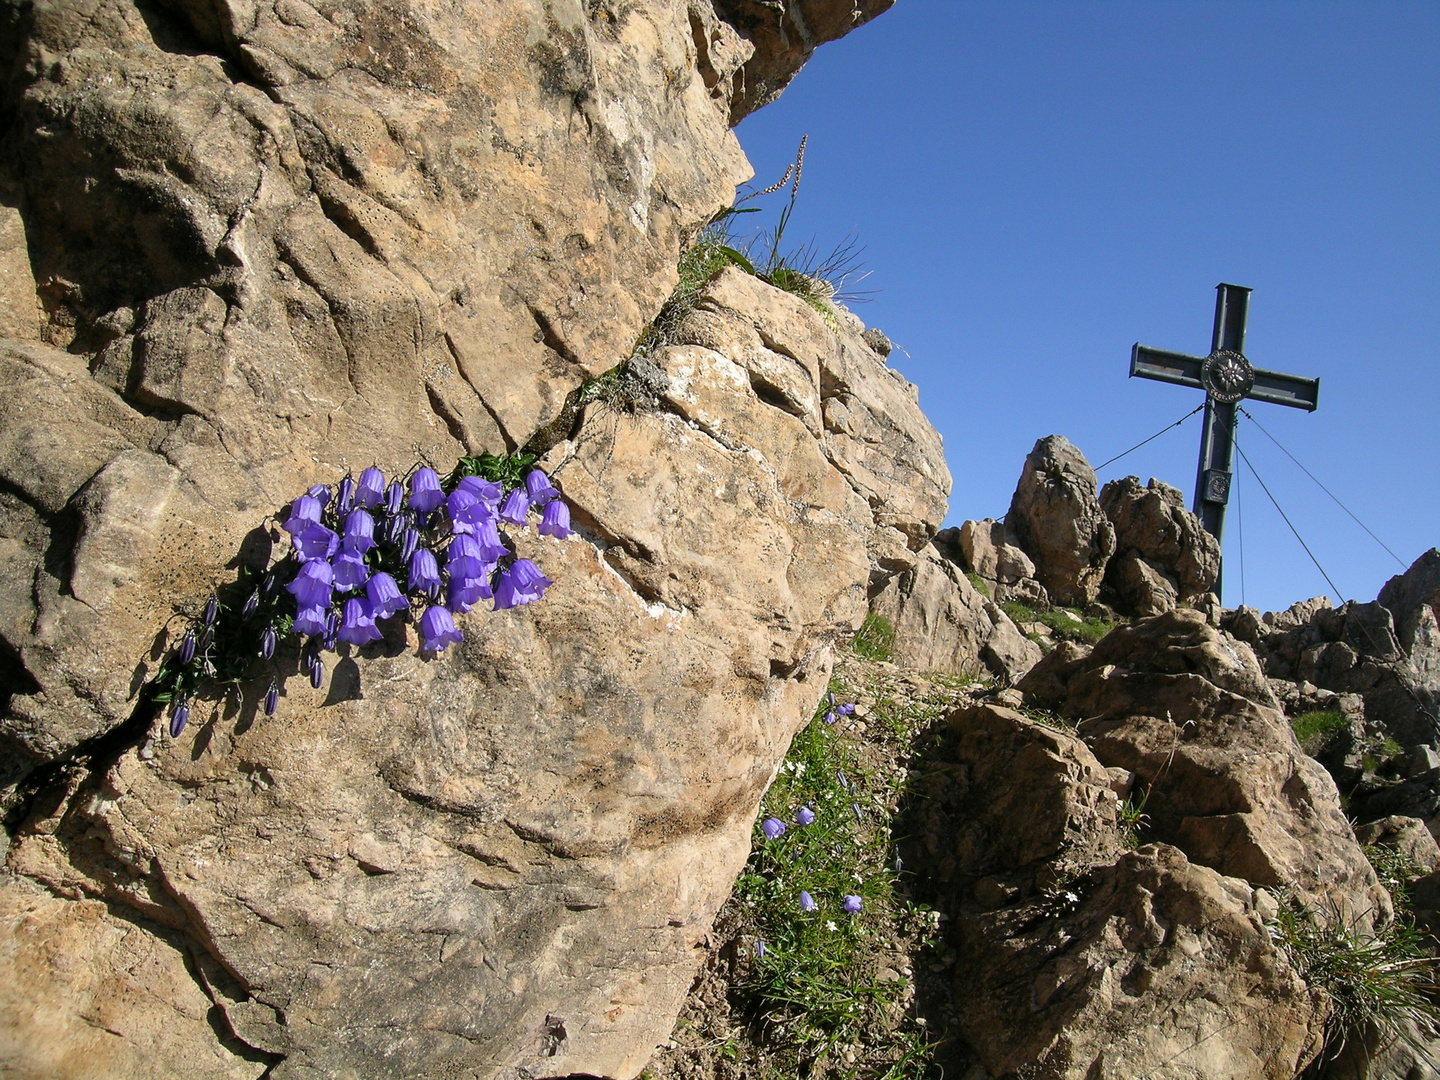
[1129,283,1320,600]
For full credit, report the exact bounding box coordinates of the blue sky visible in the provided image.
[732,1,1438,615]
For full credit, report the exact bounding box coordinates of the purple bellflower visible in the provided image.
[202,594,219,628]
[399,527,421,565]
[292,523,339,563]
[499,488,530,526]
[178,628,197,665]
[799,891,817,912]
[493,559,552,609]
[761,817,786,841]
[338,597,383,646]
[356,467,385,508]
[446,534,489,580]
[310,658,325,689]
[447,576,493,613]
[385,512,406,545]
[842,895,863,914]
[336,474,356,516]
[283,495,323,535]
[384,481,404,516]
[260,625,277,659]
[538,499,572,539]
[333,552,370,592]
[366,572,409,620]
[343,509,376,555]
[263,680,279,717]
[408,547,442,599]
[409,468,445,514]
[197,626,214,654]
[287,559,334,609]
[458,475,502,506]
[524,469,560,506]
[306,484,331,507]
[471,517,510,564]
[755,940,766,959]
[241,589,259,621]
[293,605,328,637]
[170,698,190,738]
[420,605,463,652]
[796,807,816,826]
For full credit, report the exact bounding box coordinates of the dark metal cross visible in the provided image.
[1129,283,1319,592]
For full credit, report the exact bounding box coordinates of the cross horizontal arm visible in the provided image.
[1130,344,1202,389]
[1248,367,1319,411]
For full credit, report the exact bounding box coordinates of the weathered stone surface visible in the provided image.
[1031,608,1386,925]
[953,518,1034,586]
[869,546,1041,683]
[1099,475,1219,616]
[1005,435,1115,607]
[902,704,1324,1080]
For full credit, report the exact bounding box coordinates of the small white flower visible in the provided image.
[825,920,838,932]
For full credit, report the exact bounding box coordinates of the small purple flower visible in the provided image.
[306,484,331,507]
[287,559,334,609]
[260,625,277,659]
[837,703,856,716]
[324,609,340,652]
[309,658,325,689]
[356,467,385,509]
[493,559,552,609]
[409,468,445,514]
[343,509,376,555]
[384,481,404,516]
[408,548,442,599]
[197,626,214,654]
[333,552,370,592]
[457,475,502,506]
[538,499,572,539]
[178,628,196,665]
[169,698,190,738]
[263,680,279,717]
[446,534,489,581]
[446,488,480,534]
[385,512,406,545]
[336,474,356,515]
[823,711,837,724]
[755,940,766,959]
[292,605,328,637]
[524,469,560,506]
[762,817,786,841]
[262,571,280,599]
[842,895,863,914]
[283,495,324,535]
[292,523,339,563]
[338,597,383,646]
[366,572,409,620]
[241,589,259,621]
[400,527,420,565]
[799,891,817,912]
[202,593,219,628]
[447,576,493,613]
[499,488,530,526]
[796,807,815,826]
[420,605,464,652]
[472,517,510,564]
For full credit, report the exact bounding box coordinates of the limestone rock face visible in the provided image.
[1025,608,1386,926]
[0,1,922,1074]
[1100,476,1219,616]
[869,546,1041,683]
[1005,435,1115,607]
[902,704,1324,1080]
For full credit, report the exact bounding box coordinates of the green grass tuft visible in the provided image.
[965,573,991,599]
[851,613,895,663]
[1290,709,1348,756]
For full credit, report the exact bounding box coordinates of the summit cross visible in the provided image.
[1129,283,1319,592]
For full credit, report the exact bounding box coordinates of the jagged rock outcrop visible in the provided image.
[0,2,926,1077]
[1005,435,1116,607]
[1100,475,1220,616]
[903,703,1326,1079]
[945,517,1046,607]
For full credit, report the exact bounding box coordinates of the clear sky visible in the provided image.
[732,1,1438,616]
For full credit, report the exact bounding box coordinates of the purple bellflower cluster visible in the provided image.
[150,455,573,738]
[756,769,863,921]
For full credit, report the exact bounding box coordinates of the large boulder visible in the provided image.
[1005,435,1116,607]
[1099,475,1219,616]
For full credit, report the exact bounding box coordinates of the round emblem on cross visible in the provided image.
[1201,349,1254,404]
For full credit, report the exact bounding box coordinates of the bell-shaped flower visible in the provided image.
[761,817,786,841]
[446,534,490,581]
[309,658,325,689]
[799,891,817,912]
[366,572,409,620]
[178,628,196,665]
[796,806,816,826]
[407,547,442,599]
[287,559,334,609]
[457,475,502,507]
[283,495,324,535]
[241,589,259,621]
[524,469,560,506]
[332,552,370,592]
[408,468,445,514]
[446,488,492,535]
[197,626,214,654]
[538,500,572,539]
[202,594,219,628]
[842,895,863,914]
[471,517,510,564]
[263,680,279,717]
[420,604,464,652]
[385,512,406,545]
[338,597,383,646]
[384,481,404,516]
[292,523,339,563]
[293,605,328,637]
[446,576,493,614]
[493,558,552,610]
[336,475,356,516]
[323,610,340,652]
[356,467,385,508]
[499,488,530,526]
[307,484,332,507]
[169,698,190,738]
[399,527,420,565]
[342,509,376,555]
[260,625,277,659]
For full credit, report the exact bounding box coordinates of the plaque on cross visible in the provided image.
[1129,283,1319,592]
